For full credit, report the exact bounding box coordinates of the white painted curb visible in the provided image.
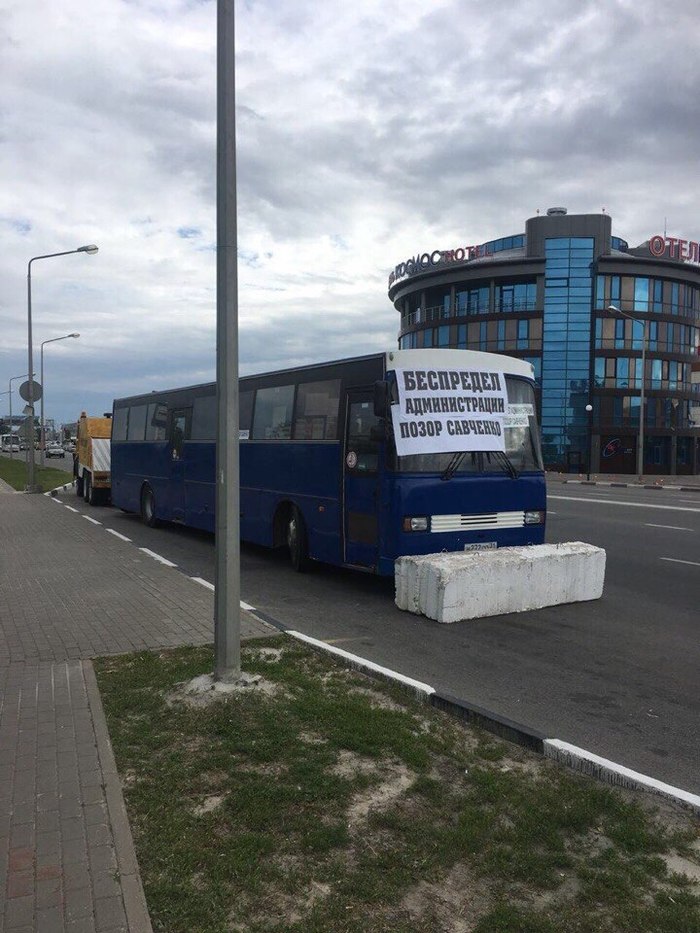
[287,630,435,698]
[544,739,700,813]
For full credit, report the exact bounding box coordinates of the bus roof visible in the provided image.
[113,349,535,408]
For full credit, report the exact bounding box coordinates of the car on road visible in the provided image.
[45,443,66,459]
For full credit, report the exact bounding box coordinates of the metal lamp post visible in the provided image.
[40,333,80,465]
[27,245,98,491]
[7,372,34,460]
[585,403,593,481]
[608,304,648,483]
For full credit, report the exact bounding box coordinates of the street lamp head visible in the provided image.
[77,244,99,255]
[585,404,593,412]
[70,333,80,338]
[607,304,621,313]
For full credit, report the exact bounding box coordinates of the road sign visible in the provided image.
[19,380,42,402]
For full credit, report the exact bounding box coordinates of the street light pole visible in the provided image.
[26,245,97,491]
[609,304,647,483]
[40,333,80,465]
[8,372,33,461]
[585,403,593,481]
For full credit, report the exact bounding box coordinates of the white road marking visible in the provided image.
[50,496,63,504]
[645,523,693,531]
[189,577,256,612]
[547,511,557,515]
[549,495,700,514]
[659,557,700,567]
[64,506,79,513]
[106,529,132,542]
[139,548,177,567]
[83,516,102,525]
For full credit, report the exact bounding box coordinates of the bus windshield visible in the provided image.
[392,377,543,475]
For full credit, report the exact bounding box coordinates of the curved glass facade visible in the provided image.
[390,211,700,475]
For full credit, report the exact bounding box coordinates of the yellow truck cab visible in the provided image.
[74,412,112,505]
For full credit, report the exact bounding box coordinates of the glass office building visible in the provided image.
[389,209,700,475]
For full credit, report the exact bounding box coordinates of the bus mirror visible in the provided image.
[373,380,389,418]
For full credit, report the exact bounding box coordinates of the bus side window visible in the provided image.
[347,400,380,473]
[170,409,190,460]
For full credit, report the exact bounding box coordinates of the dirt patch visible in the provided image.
[331,749,382,779]
[193,794,227,816]
[165,672,281,708]
[663,852,700,887]
[400,861,490,932]
[347,760,415,829]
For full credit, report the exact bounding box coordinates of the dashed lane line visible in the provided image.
[645,523,693,531]
[189,577,256,612]
[83,516,102,525]
[659,557,700,567]
[106,529,132,542]
[138,548,177,568]
[549,495,700,514]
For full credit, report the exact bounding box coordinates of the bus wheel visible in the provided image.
[286,506,309,573]
[140,485,159,527]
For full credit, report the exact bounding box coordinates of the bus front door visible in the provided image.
[343,393,381,569]
[168,407,190,522]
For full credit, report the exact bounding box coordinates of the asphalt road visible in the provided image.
[54,480,700,795]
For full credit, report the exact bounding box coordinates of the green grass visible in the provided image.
[94,639,700,933]
[0,454,70,491]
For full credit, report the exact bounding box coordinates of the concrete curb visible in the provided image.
[249,607,700,815]
[83,662,154,933]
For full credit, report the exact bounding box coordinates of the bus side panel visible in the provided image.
[184,442,216,532]
[240,442,343,564]
[111,442,172,517]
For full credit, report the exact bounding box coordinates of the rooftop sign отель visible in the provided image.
[648,235,700,264]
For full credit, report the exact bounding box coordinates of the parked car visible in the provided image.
[45,443,66,459]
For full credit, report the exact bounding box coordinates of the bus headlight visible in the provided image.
[403,516,429,532]
[524,510,545,525]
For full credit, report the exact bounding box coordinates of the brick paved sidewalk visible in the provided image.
[0,490,274,931]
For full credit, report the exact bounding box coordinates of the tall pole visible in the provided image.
[40,342,44,466]
[40,334,80,466]
[8,373,32,461]
[27,260,37,490]
[638,320,647,483]
[214,0,241,681]
[25,246,97,492]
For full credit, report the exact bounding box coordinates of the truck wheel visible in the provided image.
[286,506,309,572]
[140,485,159,527]
[75,473,84,497]
[84,473,91,502]
[87,478,100,506]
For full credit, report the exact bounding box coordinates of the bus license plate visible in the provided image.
[464,542,497,551]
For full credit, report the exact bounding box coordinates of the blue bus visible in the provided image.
[110,349,545,575]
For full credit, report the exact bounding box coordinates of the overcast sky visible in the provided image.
[1,0,699,427]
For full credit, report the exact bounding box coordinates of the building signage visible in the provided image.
[390,366,508,457]
[388,241,494,288]
[648,235,700,264]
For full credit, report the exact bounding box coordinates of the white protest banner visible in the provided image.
[390,366,509,457]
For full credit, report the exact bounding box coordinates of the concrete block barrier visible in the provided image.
[395,542,606,624]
